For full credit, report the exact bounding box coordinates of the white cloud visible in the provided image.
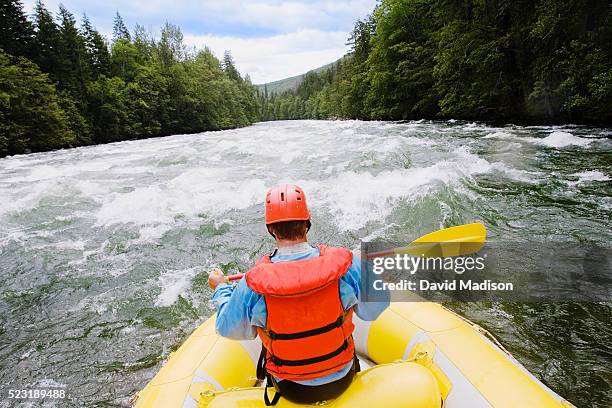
[212,0,374,31]
[23,0,375,32]
[184,29,350,83]
[21,0,377,83]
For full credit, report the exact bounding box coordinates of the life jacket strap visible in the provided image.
[266,313,346,341]
[263,373,281,406]
[259,345,281,406]
[270,340,349,367]
[257,344,267,381]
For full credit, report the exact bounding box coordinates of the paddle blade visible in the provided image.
[367,222,486,258]
[408,222,486,257]
[413,222,486,243]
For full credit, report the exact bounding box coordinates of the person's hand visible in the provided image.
[208,268,228,290]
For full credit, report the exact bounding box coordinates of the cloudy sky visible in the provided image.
[22,0,377,84]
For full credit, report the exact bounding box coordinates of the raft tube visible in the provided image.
[133,302,575,407]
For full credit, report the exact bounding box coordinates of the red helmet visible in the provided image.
[265,184,310,224]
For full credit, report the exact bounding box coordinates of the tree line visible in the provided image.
[0,0,258,157]
[2,0,610,158]
[260,0,611,125]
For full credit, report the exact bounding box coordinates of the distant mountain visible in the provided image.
[256,58,343,95]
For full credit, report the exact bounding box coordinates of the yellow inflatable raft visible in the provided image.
[133,302,574,407]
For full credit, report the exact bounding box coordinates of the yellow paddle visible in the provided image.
[227,223,486,281]
[366,222,487,259]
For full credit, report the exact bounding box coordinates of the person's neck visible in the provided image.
[276,237,308,248]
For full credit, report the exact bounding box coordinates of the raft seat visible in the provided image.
[204,361,441,407]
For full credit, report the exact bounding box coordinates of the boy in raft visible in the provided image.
[208,184,389,405]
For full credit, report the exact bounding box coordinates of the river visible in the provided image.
[0,120,610,407]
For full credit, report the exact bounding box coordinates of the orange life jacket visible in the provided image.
[245,245,356,381]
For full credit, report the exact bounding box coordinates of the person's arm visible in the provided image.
[341,251,390,321]
[209,272,259,340]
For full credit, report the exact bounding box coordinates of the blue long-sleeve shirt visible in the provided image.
[210,243,389,386]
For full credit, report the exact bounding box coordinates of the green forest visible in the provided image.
[261,0,611,125]
[0,0,258,157]
[1,0,611,158]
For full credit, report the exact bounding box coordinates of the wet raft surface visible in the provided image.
[0,120,610,407]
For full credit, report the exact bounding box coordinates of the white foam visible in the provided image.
[20,348,35,360]
[67,248,101,266]
[214,218,235,228]
[402,136,435,147]
[360,223,400,241]
[0,180,59,217]
[121,326,136,334]
[109,165,153,174]
[453,147,494,175]
[155,267,201,307]
[93,166,263,228]
[571,170,610,183]
[76,160,114,172]
[0,228,27,247]
[0,172,106,219]
[483,132,514,140]
[136,224,172,243]
[538,132,593,148]
[490,162,537,183]
[8,160,113,183]
[95,186,174,226]
[49,240,85,251]
[366,136,405,152]
[303,149,491,231]
[74,180,109,197]
[29,378,66,388]
[280,151,301,164]
[16,165,63,181]
[166,169,266,218]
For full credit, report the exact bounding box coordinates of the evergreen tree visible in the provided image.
[157,22,186,69]
[0,0,35,59]
[261,0,610,124]
[86,75,129,143]
[32,0,62,81]
[56,5,90,98]
[222,50,241,81]
[0,49,74,155]
[0,2,262,158]
[58,89,92,146]
[112,11,130,42]
[133,24,154,63]
[82,14,110,78]
[124,67,165,137]
[346,17,373,64]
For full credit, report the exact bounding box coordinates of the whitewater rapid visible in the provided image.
[0,120,610,407]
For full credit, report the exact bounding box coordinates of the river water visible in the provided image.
[0,120,610,407]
